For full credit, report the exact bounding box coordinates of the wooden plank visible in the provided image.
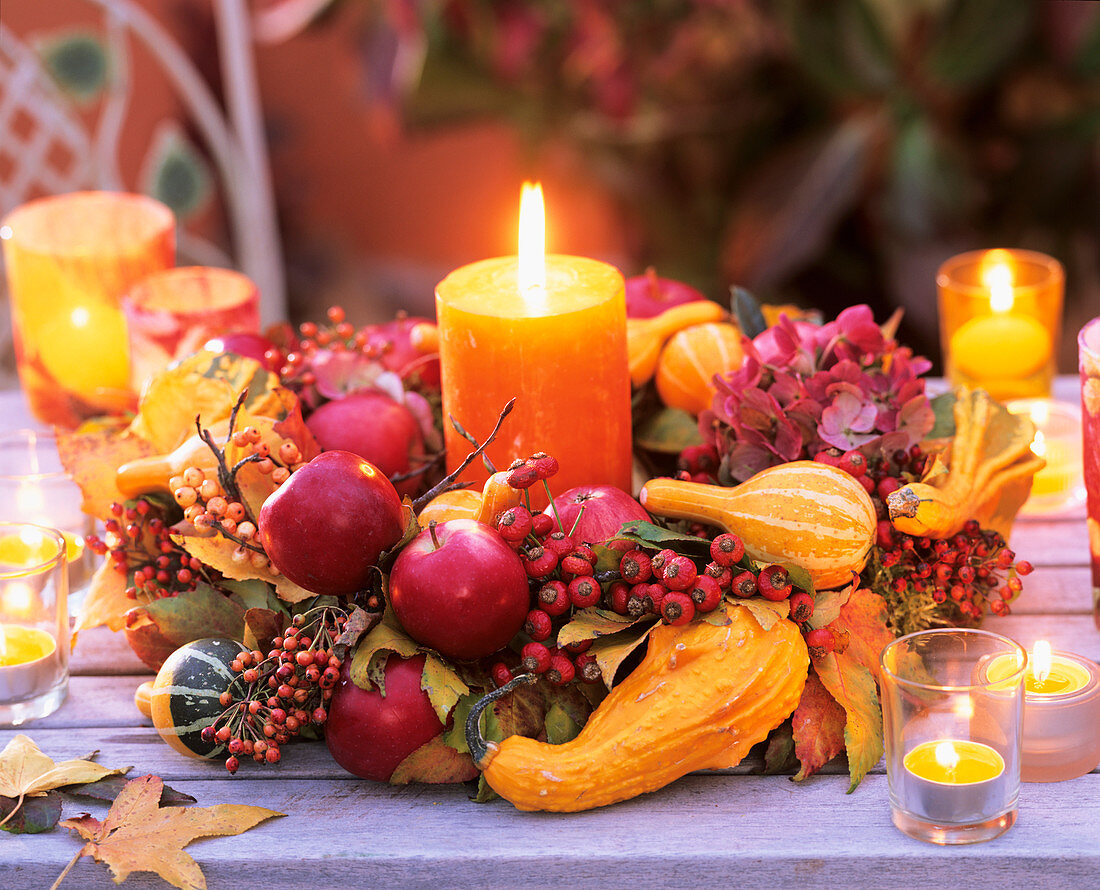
[1008,517,1089,566]
[985,613,1100,661]
[1010,565,1092,614]
[32,676,150,729]
[5,774,1099,890]
[71,626,154,677]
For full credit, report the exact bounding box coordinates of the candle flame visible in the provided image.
[1031,429,1047,459]
[953,697,975,720]
[934,741,960,773]
[517,181,546,297]
[1029,400,1050,426]
[981,250,1015,314]
[1032,640,1053,683]
[70,307,91,329]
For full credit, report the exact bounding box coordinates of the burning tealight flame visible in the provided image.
[934,741,960,774]
[1032,640,1053,683]
[517,181,546,298]
[1031,429,1047,459]
[981,249,1015,314]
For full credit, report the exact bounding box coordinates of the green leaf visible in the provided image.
[0,791,62,834]
[556,609,647,647]
[350,610,419,693]
[927,391,958,440]
[614,521,711,552]
[738,598,789,632]
[420,653,469,725]
[472,775,498,803]
[442,693,478,756]
[141,124,213,221]
[224,579,284,614]
[544,703,584,745]
[782,563,815,597]
[634,407,704,454]
[814,651,884,792]
[37,31,109,105]
[807,584,853,630]
[731,286,767,339]
[591,544,623,576]
[762,721,797,775]
[123,584,246,669]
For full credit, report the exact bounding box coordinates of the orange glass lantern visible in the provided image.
[937,249,1063,400]
[1,192,175,427]
[435,184,632,502]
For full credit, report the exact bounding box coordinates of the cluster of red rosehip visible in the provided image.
[202,607,347,773]
[86,499,205,600]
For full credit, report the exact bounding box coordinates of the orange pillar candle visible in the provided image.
[1,191,175,427]
[436,184,632,498]
[937,249,1062,400]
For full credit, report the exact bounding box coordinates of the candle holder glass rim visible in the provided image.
[124,266,258,316]
[1024,650,1100,702]
[0,522,67,580]
[1080,316,1100,359]
[0,429,69,484]
[0,190,175,256]
[880,627,1028,693]
[935,249,1064,299]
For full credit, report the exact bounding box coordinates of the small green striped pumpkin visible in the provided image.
[150,637,247,759]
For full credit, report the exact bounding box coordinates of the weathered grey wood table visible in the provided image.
[2,386,1098,890]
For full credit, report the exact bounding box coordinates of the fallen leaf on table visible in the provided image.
[66,774,197,807]
[0,735,127,830]
[0,790,62,834]
[59,775,282,890]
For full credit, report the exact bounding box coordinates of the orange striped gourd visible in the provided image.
[655,321,743,415]
[640,461,876,590]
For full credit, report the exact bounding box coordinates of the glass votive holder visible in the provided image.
[1005,399,1085,516]
[0,430,97,610]
[1081,317,1100,632]
[985,642,1100,783]
[1,191,175,428]
[937,248,1063,401]
[122,266,261,394]
[880,628,1025,845]
[0,522,69,726]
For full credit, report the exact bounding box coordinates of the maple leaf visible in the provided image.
[0,736,126,830]
[56,424,156,519]
[60,775,282,890]
[790,666,847,781]
[814,651,883,792]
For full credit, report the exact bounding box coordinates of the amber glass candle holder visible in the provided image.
[1,192,175,427]
[1005,399,1085,516]
[880,629,1025,845]
[937,249,1063,401]
[122,266,261,393]
[1080,317,1100,631]
[0,522,69,726]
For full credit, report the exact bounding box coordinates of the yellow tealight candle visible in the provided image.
[1006,399,1085,514]
[904,739,1005,785]
[0,625,56,667]
[985,641,1100,782]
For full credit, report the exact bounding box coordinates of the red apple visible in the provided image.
[258,450,405,595]
[388,519,529,660]
[325,654,442,781]
[365,315,440,388]
[203,331,283,372]
[624,269,707,319]
[306,390,425,498]
[543,485,650,545]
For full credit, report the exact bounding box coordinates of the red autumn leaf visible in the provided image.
[833,587,896,679]
[389,734,478,784]
[790,666,847,781]
[815,650,883,792]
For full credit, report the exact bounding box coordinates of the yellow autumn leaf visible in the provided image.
[0,735,127,828]
[173,533,315,604]
[73,561,134,638]
[61,774,282,890]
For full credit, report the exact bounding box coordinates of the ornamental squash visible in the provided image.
[149,637,247,759]
[640,461,876,590]
[627,300,727,387]
[466,601,807,812]
[655,321,743,416]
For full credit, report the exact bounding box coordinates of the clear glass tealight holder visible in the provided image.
[0,522,69,726]
[880,628,1026,845]
[0,429,97,611]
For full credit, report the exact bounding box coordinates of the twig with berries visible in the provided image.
[204,606,349,773]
